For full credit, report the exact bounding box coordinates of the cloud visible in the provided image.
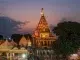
[0,16,28,37]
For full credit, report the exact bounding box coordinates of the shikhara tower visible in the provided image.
[33,8,56,48]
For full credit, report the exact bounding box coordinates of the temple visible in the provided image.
[33,8,56,48]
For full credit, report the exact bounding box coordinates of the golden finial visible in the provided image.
[41,8,44,16]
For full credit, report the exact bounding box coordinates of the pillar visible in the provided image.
[10,53,12,60]
[37,50,38,56]
[6,53,9,60]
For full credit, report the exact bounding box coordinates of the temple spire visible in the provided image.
[41,8,44,16]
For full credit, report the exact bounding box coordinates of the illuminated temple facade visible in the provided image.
[33,8,56,48]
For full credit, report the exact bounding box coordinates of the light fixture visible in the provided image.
[22,54,26,58]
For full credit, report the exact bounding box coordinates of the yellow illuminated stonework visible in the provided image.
[28,40,31,46]
[40,33,49,38]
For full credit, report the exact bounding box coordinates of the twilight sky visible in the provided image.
[0,0,80,34]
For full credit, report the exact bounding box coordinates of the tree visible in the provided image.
[0,35,3,40]
[52,21,80,58]
[24,34,33,40]
[11,34,22,44]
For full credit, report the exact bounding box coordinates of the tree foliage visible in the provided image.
[53,21,80,55]
[11,34,22,44]
[0,35,3,40]
[24,34,32,40]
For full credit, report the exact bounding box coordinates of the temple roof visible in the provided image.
[19,36,28,47]
[0,40,12,46]
[33,8,52,38]
[0,40,4,45]
[36,8,50,32]
[0,40,13,49]
[10,39,17,46]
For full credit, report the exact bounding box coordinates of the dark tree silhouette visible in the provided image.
[24,34,33,40]
[11,34,22,44]
[0,35,3,40]
[52,21,80,59]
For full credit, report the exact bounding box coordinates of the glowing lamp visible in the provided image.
[22,54,26,58]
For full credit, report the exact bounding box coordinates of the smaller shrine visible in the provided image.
[19,35,32,47]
